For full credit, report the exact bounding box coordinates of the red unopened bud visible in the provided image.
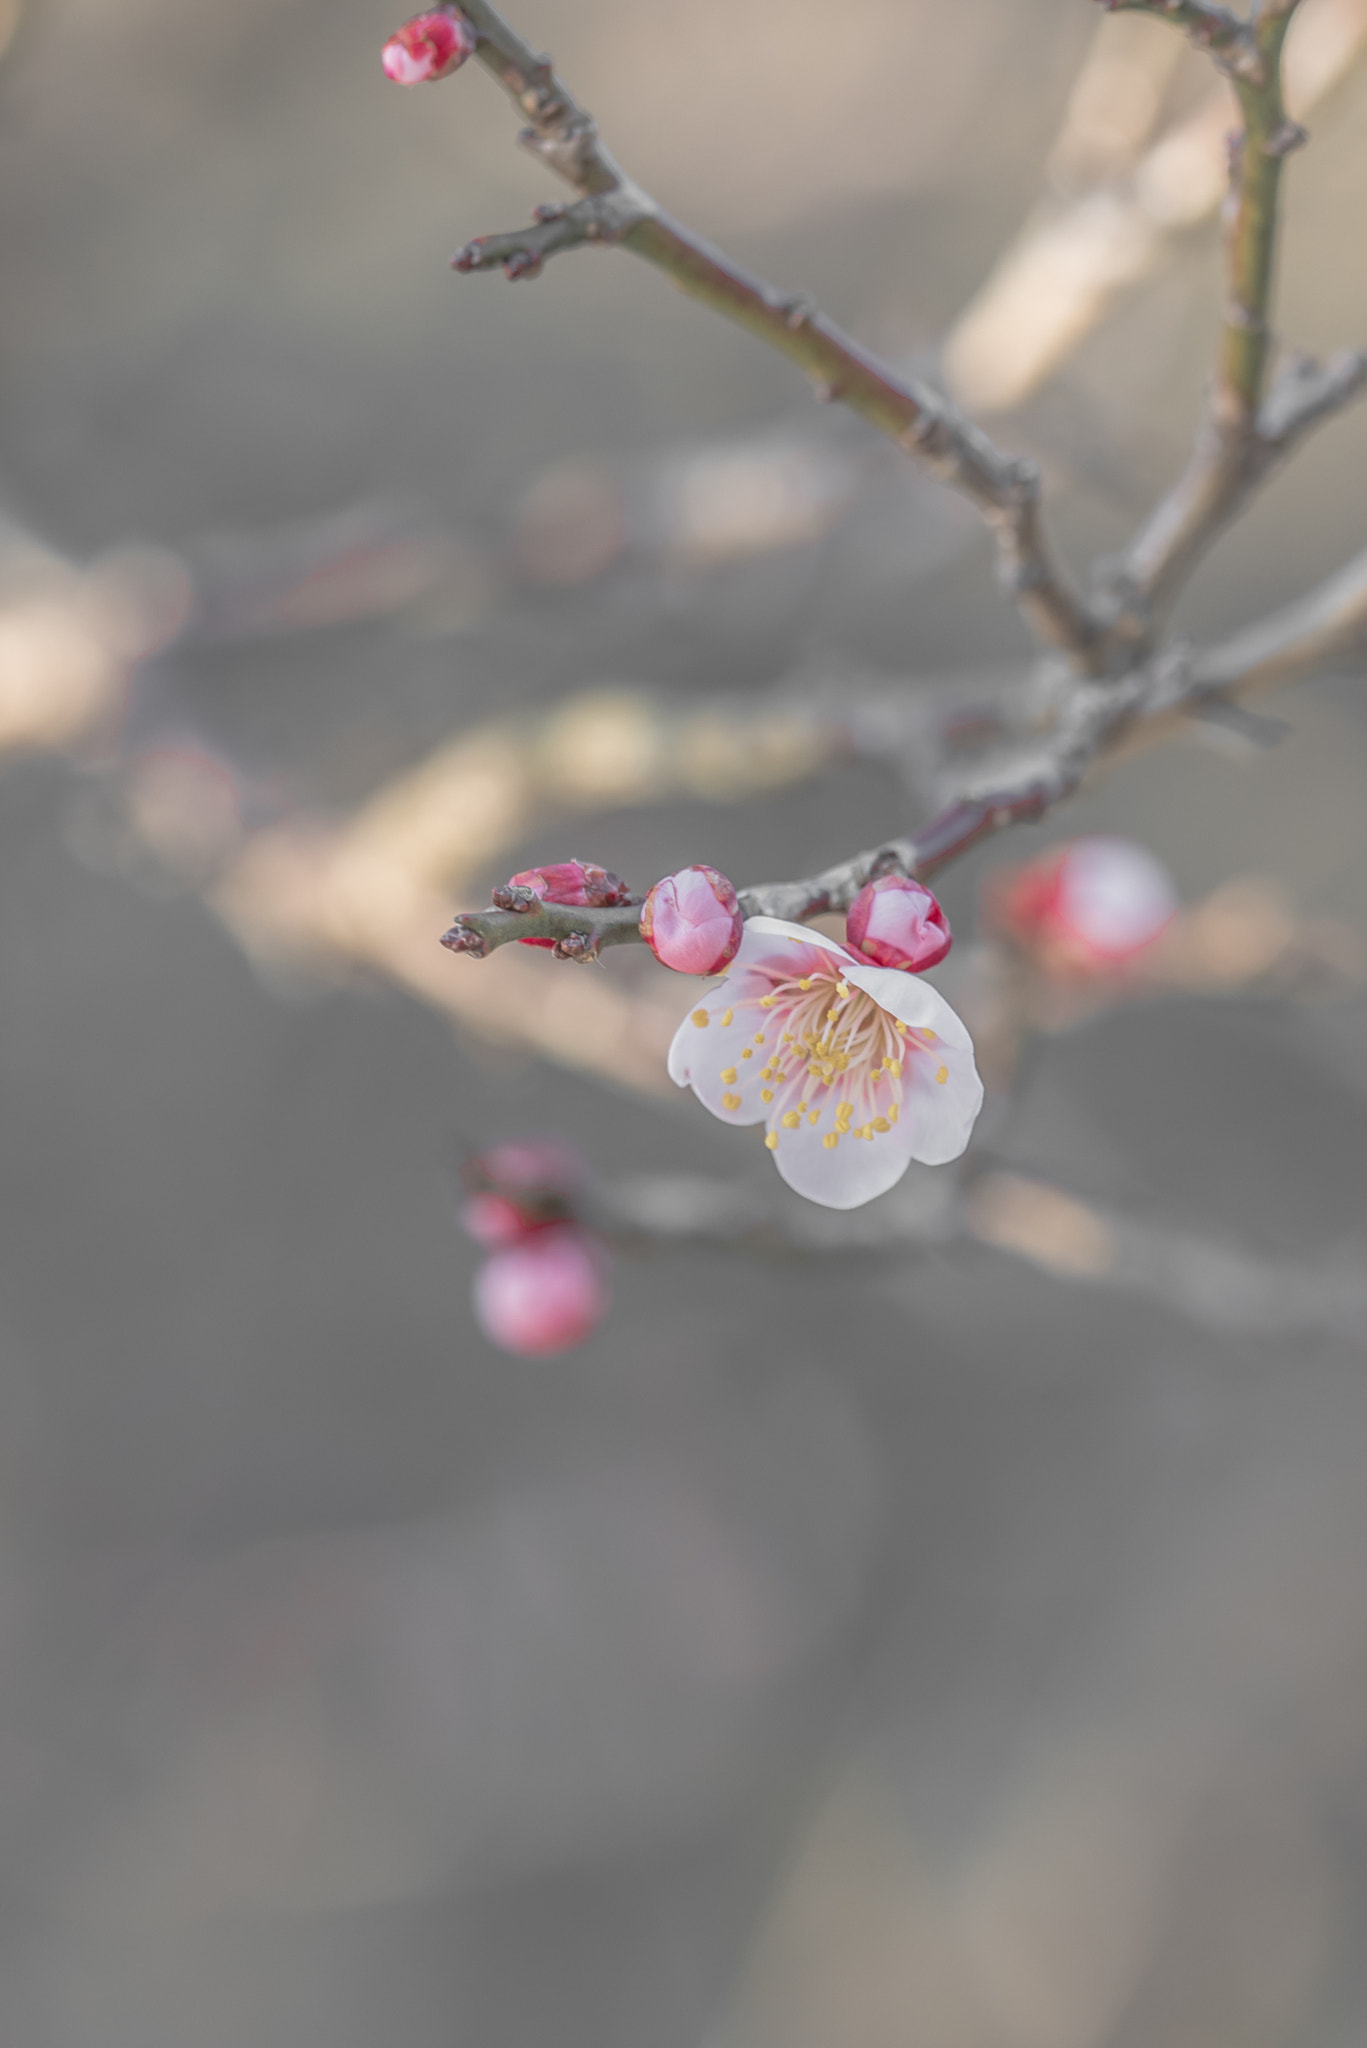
[460,1192,536,1249]
[983,836,1177,973]
[640,864,744,976]
[476,1139,583,1194]
[381,9,477,85]
[846,874,952,972]
[474,1227,609,1357]
[500,860,631,948]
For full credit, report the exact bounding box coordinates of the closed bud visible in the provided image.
[473,1227,609,1357]
[984,836,1177,972]
[640,864,744,976]
[846,874,951,972]
[381,9,477,85]
[500,860,631,948]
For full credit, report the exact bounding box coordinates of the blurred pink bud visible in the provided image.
[477,1139,583,1194]
[474,1228,609,1357]
[985,836,1178,972]
[381,9,477,84]
[846,874,952,972]
[640,865,744,975]
[460,1192,535,1249]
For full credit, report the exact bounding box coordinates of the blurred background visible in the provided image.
[3,1,1367,2042]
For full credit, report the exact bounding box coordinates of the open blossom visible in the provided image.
[381,9,477,84]
[641,865,744,975]
[668,916,983,1209]
[985,836,1178,972]
[473,1227,609,1356]
[846,874,952,972]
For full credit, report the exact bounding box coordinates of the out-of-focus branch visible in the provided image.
[443,0,1101,670]
[596,1163,1367,1345]
[1101,0,1367,644]
[944,0,1367,415]
[1191,538,1367,690]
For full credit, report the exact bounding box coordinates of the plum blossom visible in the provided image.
[668,916,983,1209]
[846,873,952,971]
[985,836,1178,973]
[381,9,477,85]
[641,864,744,976]
[473,1227,609,1356]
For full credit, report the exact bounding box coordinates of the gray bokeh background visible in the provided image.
[3,2,1367,2043]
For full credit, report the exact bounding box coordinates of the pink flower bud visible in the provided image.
[845,874,952,972]
[476,1139,584,1194]
[501,860,631,949]
[460,1192,535,1249]
[381,9,477,85]
[639,865,744,976]
[473,1227,609,1357]
[984,836,1177,972]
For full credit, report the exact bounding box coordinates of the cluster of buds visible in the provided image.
[460,1142,610,1356]
[381,8,477,85]
[982,836,1178,976]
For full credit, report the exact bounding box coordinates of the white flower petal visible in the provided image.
[735,915,858,972]
[768,1088,917,1209]
[666,971,784,1125]
[898,1040,983,1165]
[841,957,976,1055]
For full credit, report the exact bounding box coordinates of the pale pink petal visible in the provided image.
[767,1090,918,1208]
[666,971,790,1125]
[897,1039,983,1165]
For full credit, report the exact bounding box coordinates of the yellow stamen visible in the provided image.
[721,1067,738,1084]
[798,1101,808,1114]
[884,1059,902,1077]
[921,1029,937,1044]
[836,980,850,998]
[936,1065,949,1085]
[692,1010,709,1028]
[822,1132,839,1150]
[798,977,813,991]
[889,1103,900,1124]
[753,1032,766,1046]
[873,1116,890,1134]
[764,1131,779,1150]
[808,1111,820,1127]
[759,995,777,1008]
[721,1008,734,1027]
[761,1088,774,1103]
[722,1092,742,1110]
[782,1111,801,1129]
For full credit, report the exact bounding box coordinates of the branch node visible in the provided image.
[1264,119,1308,158]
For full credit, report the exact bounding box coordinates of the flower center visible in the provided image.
[748,958,925,1146]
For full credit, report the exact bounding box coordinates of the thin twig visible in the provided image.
[1100,0,1366,645]
[444,0,1101,670]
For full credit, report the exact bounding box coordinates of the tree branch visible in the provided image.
[593,1162,1367,1346]
[1191,538,1367,692]
[1098,0,1365,645]
[440,0,1102,670]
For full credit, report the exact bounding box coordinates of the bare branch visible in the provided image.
[440,1,1102,670]
[1097,2,1262,80]
[594,1161,1367,1346]
[1098,0,1365,645]
[1192,538,1367,691]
